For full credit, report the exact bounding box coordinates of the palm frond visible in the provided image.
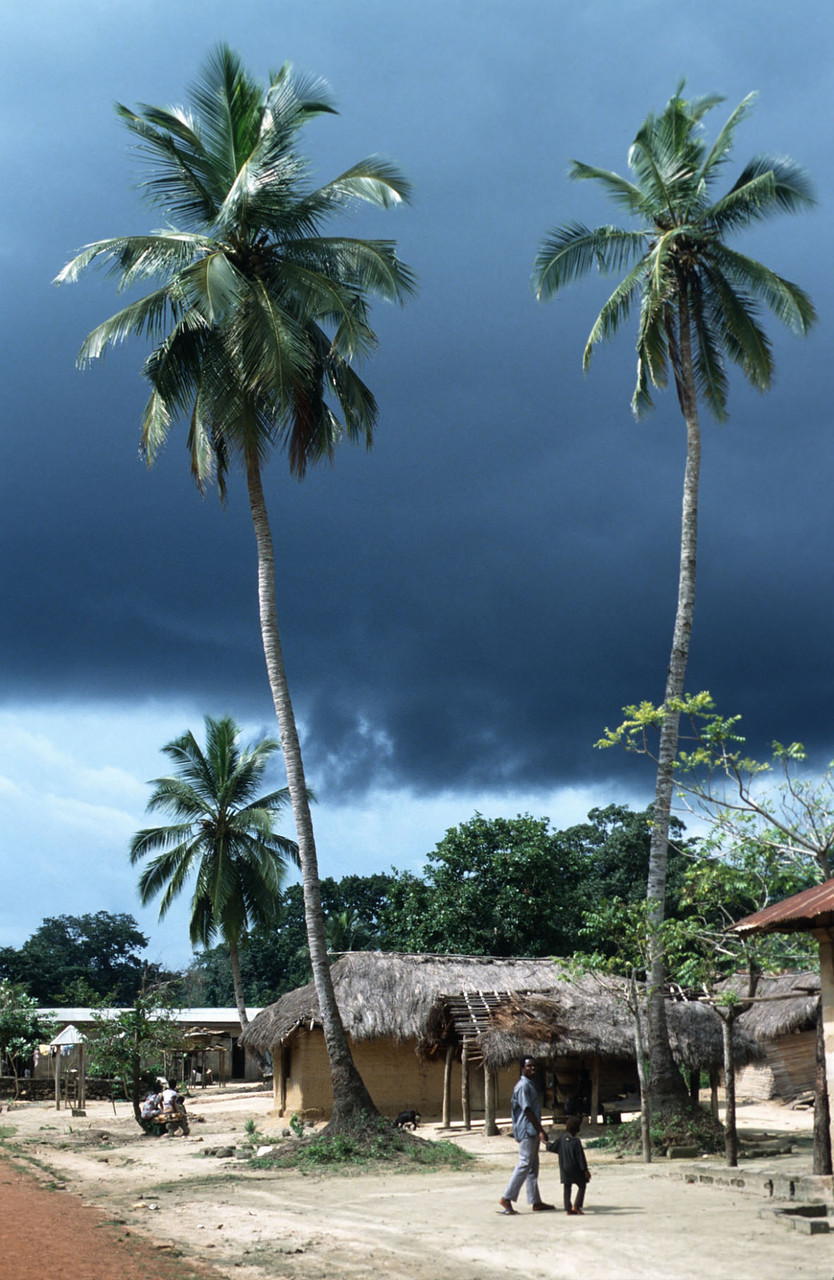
[533,223,646,299]
[569,161,644,214]
[697,93,757,186]
[712,244,817,336]
[581,256,648,370]
[314,157,413,209]
[288,236,417,306]
[76,286,179,366]
[700,262,773,391]
[117,105,219,226]
[726,153,816,215]
[631,292,671,415]
[690,281,731,418]
[55,233,206,290]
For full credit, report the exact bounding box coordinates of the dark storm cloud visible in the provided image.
[3,0,834,803]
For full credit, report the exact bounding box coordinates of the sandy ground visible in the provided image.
[2,1087,832,1280]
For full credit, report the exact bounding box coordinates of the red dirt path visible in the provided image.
[0,1156,218,1280]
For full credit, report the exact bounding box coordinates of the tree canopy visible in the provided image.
[0,912,153,1005]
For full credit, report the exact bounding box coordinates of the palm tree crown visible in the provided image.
[533,83,816,415]
[130,715,297,1022]
[56,43,415,484]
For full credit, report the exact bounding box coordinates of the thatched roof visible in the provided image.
[719,972,821,1041]
[239,952,763,1073]
[239,952,564,1055]
[476,983,763,1073]
[732,878,834,935]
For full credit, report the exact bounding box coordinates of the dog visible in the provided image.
[393,1109,421,1130]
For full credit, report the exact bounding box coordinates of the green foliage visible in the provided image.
[382,813,584,955]
[574,839,816,990]
[131,715,297,951]
[86,985,183,1116]
[243,1117,265,1147]
[534,84,816,418]
[590,1106,724,1155]
[0,912,154,1005]
[381,807,687,958]
[0,981,56,1087]
[600,691,834,882]
[250,1114,473,1172]
[288,1112,305,1138]
[56,43,415,492]
[185,871,394,1004]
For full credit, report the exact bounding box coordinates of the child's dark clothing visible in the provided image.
[550,1132,589,1212]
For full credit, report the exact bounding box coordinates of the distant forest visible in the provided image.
[1,806,816,1009]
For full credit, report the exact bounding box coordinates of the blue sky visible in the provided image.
[2,0,833,969]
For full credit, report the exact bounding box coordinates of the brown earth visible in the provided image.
[1,1087,831,1280]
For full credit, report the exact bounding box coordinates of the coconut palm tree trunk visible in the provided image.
[245,450,377,1127]
[228,938,249,1028]
[645,291,701,1109]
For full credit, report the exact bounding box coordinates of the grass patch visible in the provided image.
[587,1106,724,1156]
[250,1117,474,1174]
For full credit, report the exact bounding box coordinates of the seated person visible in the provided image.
[141,1092,162,1121]
[160,1082,179,1112]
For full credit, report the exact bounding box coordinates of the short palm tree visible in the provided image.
[58,45,414,1126]
[130,715,297,1030]
[533,84,815,1110]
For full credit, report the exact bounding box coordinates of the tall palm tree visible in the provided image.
[57,45,415,1126]
[130,715,297,1029]
[533,84,815,1109]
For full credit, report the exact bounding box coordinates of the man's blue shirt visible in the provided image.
[511,1075,541,1141]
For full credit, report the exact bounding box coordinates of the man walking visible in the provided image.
[498,1057,555,1214]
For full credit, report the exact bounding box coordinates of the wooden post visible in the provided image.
[275,1044,286,1114]
[53,1048,61,1110]
[688,1069,699,1106]
[814,927,834,1170]
[590,1056,600,1125]
[709,1069,720,1119]
[813,995,832,1175]
[76,1045,87,1115]
[461,1041,471,1130]
[442,1046,453,1128]
[484,1064,498,1135]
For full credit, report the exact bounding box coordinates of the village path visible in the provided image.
[0,1156,219,1280]
[1,1091,831,1280]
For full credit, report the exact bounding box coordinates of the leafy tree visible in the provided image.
[3,912,152,1005]
[380,807,690,959]
[130,715,297,1029]
[601,692,834,883]
[0,981,55,1096]
[382,814,584,956]
[57,43,414,1132]
[86,985,183,1125]
[572,804,692,922]
[534,85,816,1106]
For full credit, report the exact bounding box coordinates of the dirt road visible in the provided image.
[1,1090,831,1280]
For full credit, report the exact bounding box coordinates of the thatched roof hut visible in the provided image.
[240,952,564,1056]
[715,972,822,1102]
[720,972,821,1041]
[476,984,763,1074]
[730,883,833,1154]
[241,952,762,1124]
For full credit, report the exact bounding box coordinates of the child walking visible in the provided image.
[548,1115,591,1215]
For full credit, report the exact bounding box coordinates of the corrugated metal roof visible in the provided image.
[731,877,834,936]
